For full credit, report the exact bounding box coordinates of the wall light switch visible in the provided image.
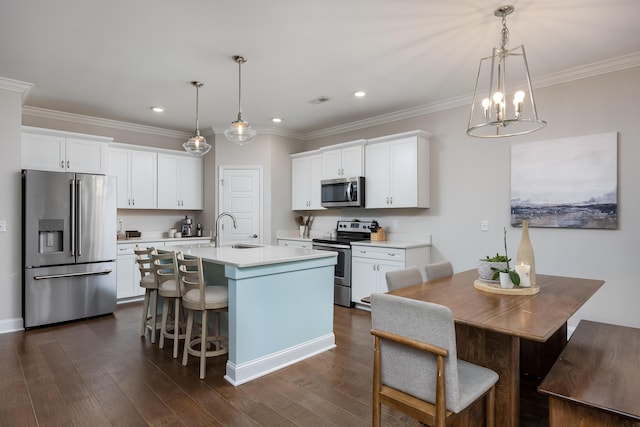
[480,220,489,231]
[0,220,6,232]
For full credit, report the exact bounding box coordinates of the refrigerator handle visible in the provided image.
[77,179,82,257]
[33,269,113,280]
[70,178,76,256]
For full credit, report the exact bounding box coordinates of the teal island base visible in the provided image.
[192,246,337,385]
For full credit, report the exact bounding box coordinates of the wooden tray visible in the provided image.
[474,279,540,295]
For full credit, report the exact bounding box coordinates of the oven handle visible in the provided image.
[312,242,351,250]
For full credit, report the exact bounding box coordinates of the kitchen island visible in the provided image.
[171,243,337,385]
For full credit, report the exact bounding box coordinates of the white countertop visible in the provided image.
[117,236,211,245]
[350,240,431,249]
[165,243,336,268]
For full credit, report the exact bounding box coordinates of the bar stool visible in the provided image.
[178,253,229,379]
[153,251,185,359]
[135,245,158,343]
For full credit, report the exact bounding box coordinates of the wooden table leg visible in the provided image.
[454,324,520,427]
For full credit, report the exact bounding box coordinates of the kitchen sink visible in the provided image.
[229,243,263,249]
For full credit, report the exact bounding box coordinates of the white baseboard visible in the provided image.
[224,333,336,386]
[0,317,24,334]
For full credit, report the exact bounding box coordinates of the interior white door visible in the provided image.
[219,167,262,245]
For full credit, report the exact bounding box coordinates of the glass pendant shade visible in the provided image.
[225,55,257,146]
[184,81,211,156]
[467,6,546,138]
[183,132,211,155]
[224,115,257,146]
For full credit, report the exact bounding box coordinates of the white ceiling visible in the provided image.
[1,1,639,139]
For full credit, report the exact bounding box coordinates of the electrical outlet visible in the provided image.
[480,220,489,231]
[392,219,399,229]
[0,220,6,232]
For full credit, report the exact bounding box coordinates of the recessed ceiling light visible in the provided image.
[271,117,283,123]
[151,106,164,113]
[353,91,366,98]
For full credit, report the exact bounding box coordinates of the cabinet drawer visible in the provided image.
[117,241,165,256]
[351,246,405,262]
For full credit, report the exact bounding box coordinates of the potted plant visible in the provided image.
[490,227,521,288]
[478,228,520,288]
[477,253,509,281]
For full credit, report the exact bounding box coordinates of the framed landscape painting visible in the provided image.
[511,132,618,229]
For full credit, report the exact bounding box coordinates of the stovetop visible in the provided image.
[312,219,378,245]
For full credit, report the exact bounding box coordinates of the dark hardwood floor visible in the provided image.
[0,302,548,426]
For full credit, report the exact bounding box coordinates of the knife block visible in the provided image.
[370,227,386,241]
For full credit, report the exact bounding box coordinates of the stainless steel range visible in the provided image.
[312,219,378,307]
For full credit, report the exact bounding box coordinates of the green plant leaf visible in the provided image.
[509,270,521,286]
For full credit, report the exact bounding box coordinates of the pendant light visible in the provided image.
[183,81,212,156]
[467,5,547,138]
[224,55,257,146]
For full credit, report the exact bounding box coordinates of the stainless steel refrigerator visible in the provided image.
[22,169,117,328]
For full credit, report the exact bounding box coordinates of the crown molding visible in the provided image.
[0,77,33,97]
[306,52,640,140]
[22,106,191,139]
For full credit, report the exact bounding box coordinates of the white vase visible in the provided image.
[499,272,514,289]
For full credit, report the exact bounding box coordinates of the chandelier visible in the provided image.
[183,81,212,155]
[467,5,546,138]
[224,55,257,145]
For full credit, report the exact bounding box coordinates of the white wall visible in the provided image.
[302,67,640,330]
[0,83,27,331]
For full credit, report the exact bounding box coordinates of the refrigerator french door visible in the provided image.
[22,170,117,328]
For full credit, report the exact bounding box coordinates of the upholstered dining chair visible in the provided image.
[135,245,158,343]
[385,267,423,291]
[153,250,185,359]
[178,253,229,379]
[424,260,454,282]
[370,293,498,427]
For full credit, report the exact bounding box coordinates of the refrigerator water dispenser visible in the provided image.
[38,219,64,253]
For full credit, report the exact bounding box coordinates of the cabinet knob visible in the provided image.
[60,160,64,169]
[132,198,135,206]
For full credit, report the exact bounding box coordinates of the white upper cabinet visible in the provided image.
[108,147,157,209]
[323,141,365,179]
[22,127,111,174]
[291,152,326,210]
[157,153,203,210]
[365,130,431,209]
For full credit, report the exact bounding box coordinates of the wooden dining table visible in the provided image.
[389,269,604,427]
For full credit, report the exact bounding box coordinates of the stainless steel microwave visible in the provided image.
[321,177,365,208]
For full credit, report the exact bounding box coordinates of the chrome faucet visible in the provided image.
[215,212,238,247]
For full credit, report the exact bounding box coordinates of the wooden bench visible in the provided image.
[538,320,640,426]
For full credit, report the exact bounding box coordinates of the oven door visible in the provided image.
[312,242,353,307]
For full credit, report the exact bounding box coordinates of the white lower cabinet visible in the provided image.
[351,244,431,308]
[277,239,312,249]
[116,239,211,300]
[116,243,150,300]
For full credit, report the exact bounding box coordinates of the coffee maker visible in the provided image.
[181,215,193,237]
